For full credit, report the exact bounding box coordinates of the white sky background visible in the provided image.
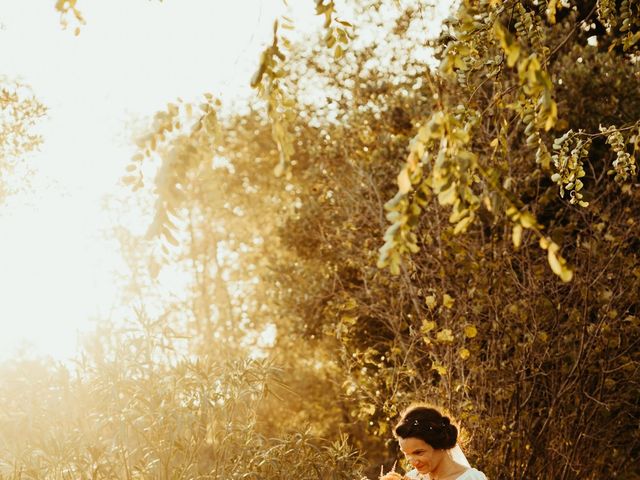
[0,0,450,361]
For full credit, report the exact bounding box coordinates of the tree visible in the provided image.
[114,0,640,477]
[242,1,640,477]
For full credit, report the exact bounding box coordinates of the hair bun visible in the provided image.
[394,405,458,450]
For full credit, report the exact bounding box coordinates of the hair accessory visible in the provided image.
[413,419,419,426]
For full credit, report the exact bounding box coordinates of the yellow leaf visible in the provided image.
[342,297,358,311]
[436,329,455,343]
[519,212,537,229]
[443,294,455,309]
[483,195,493,212]
[536,144,551,169]
[546,0,557,24]
[407,150,420,170]
[274,160,285,177]
[362,403,376,416]
[440,53,455,75]
[397,167,412,194]
[544,100,558,131]
[547,242,574,282]
[425,295,437,309]
[539,236,551,249]
[122,175,138,186]
[559,266,573,282]
[453,215,473,234]
[421,320,437,334]
[493,22,520,67]
[459,348,470,360]
[378,421,388,435]
[506,43,521,68]
[417,125,431,143]
[464,325,478,339]
[547,243,562,274]
[512,224,523,249]
[341,315,358,325]
[437,183,457,205]
[449,207,470,224]
[454,55,468,71]
[432,363,447,376]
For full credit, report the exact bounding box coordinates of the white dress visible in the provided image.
[405,468,487,480]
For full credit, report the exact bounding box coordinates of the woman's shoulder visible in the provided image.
[459,468,487,480]
[404,468,486,480]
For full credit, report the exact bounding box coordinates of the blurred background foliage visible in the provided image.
[0,81,46,205]
[1,0,639,479]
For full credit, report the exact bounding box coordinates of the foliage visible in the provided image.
[4,1,639,480]
[121,1,640,477]
[54,0,85,35]
[230,1,639,478]
[378,0,640,283]
[0,315,365,479]
[0,81,46,204]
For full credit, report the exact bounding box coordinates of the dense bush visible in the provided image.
[0,316,365,479]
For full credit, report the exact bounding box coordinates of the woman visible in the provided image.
[380,404,486,480]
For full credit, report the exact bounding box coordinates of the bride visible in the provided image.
[379,404,486,480]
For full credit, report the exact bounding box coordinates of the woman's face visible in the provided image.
[398,436,445,475]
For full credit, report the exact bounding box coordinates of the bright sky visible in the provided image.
[0,0,318,361]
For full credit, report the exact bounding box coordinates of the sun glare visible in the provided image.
[0,0,311,361]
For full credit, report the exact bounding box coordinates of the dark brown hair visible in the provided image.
[394,405,458,450]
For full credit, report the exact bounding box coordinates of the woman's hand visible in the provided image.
[379,472,405,480]
[379,460,407,480]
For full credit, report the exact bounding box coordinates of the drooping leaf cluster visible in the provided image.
[379,0,639,283]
